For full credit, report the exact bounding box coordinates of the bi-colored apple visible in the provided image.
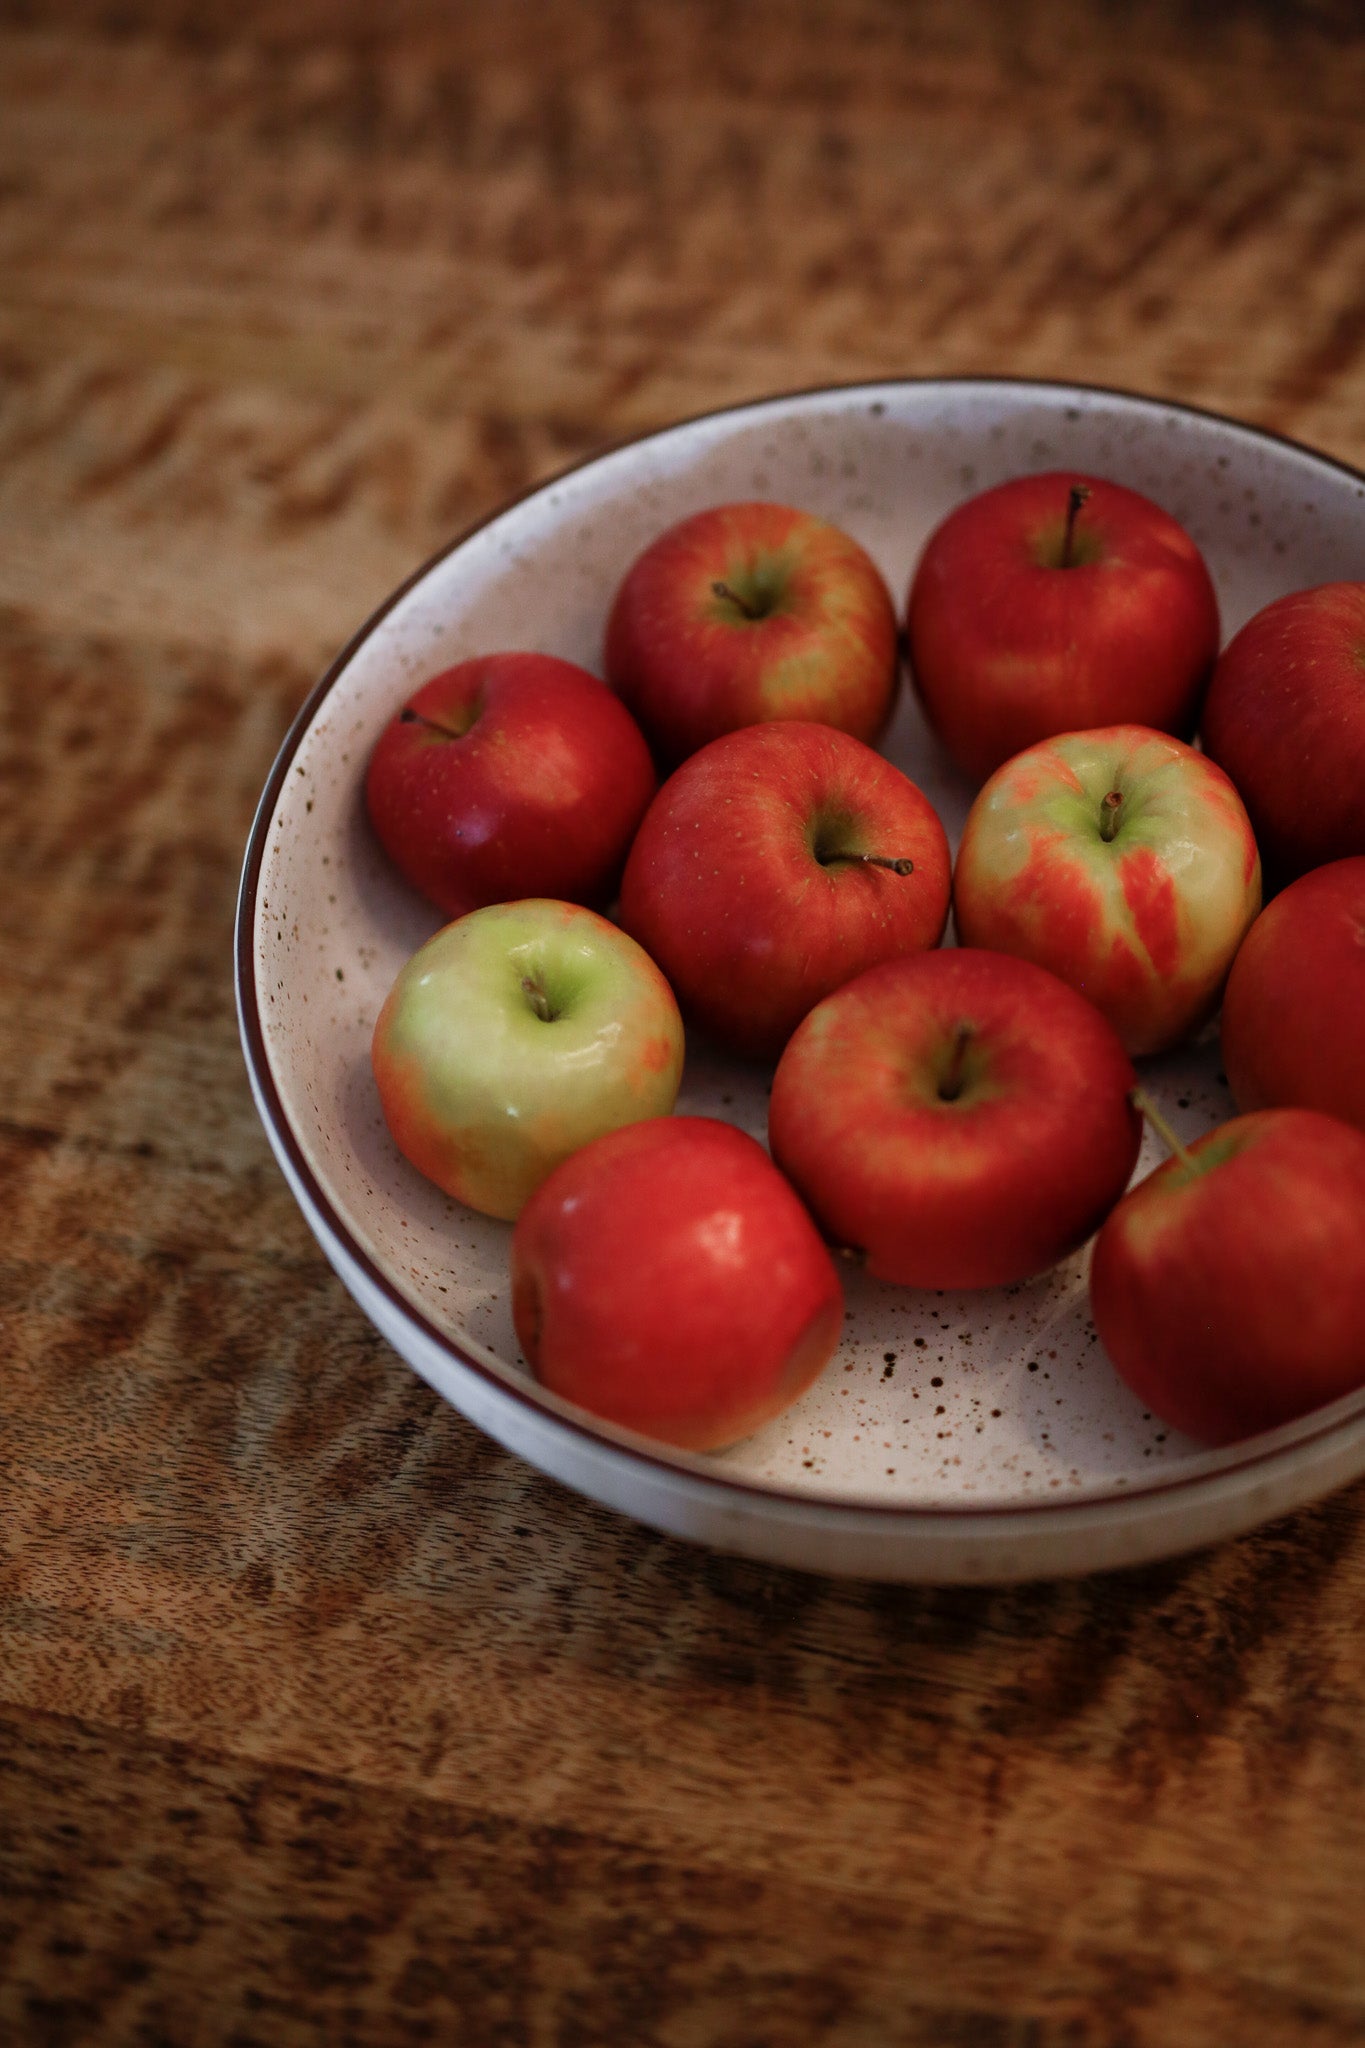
[371,898,684,1221]
[1199,581,1365,889]
[1220,856,1365,1134]
[953,724,1261,1056]
[511,1117,844,1451]
[1091,1103,1365,1445]
[365,651,656,918]
[618,720,951,1059]
[604,501,899,766]
[769,948,1142,1290]
[906,471,1221,783]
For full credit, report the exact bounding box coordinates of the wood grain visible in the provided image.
[3,3,1365,2041]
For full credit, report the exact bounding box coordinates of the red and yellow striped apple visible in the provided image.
[953,725,1261,1056]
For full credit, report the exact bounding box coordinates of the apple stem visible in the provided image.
[399,705,463,740]
[846,852,916,876]
[938,1024,973,1103]
[521,976,556,1023]
[1130,1087,1194,1168]
[711,579,762,620]
[1061,484,1092,568]
[1099,789,1124,841]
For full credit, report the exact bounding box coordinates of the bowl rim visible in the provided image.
[234,371,1365,1526]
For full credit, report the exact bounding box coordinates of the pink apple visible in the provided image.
[1220,856,1365,1134]
[1200,581,1365,889]
[906,471,1221,783]
[365,651,656,918]
[371,898,684,1221]
[618,720,951,1060]
[953,725,1261,1056]
[604,501,899,766]
[1091,1105,1365,1446]
[511,1117,844,1451]
[768,948,1141,1290]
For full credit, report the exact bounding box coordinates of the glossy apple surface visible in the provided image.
[604,501,899,765]
[371,899,684,1221]
[365,651,656,918]
[769,948,1141,1290]
[1091,1108,1365,1446]
[906,471,1221,783]
[1200,581,1365,889]
[618,720,951,1059]
[953,725,1261,1056]
[1220,856,1365,1133]
[511,1117,844,1451]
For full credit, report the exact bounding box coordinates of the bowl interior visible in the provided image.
[250,379,1365,1511]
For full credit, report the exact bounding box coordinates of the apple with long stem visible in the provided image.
[371,898,684,1221]
[365,651,656,918]
[768,948,1142,1290]
[1199,581,1365,889]
[605,501,900,766]
[1091,1093,1365,1446]
[511,1117,844,1451]
[618,720,951,1059]
[952,724,1261,1056]
[906,471,1221,783]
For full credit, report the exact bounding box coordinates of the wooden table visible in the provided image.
[4,4,1365,2040]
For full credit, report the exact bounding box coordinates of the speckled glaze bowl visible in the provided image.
[236,378,1365,1582]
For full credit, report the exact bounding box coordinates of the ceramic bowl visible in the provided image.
[236,377,1365,1582]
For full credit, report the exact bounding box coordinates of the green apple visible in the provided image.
[371,898,685,1220]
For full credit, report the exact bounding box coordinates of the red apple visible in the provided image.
[1200,581,1365,889]
[1091,1105,1365,1446]
[618,721,951,1060]
[953,724,1261,1056]
[372,898,684,1221]
[906,471,1221,783]
[768,949,1141,1290]
[511,1117,844,1451]
[365,651,656,918]
[604,501,899,766]
[1220,857,1365,1134]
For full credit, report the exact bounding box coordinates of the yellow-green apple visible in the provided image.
[1091,1101,1365,1446]
[618,721,951,1060]
[365,651,656,918]
[604,501,899,766]
[953,725,1261,1056]
[1220,857,1365,1133]
[1200,582,1365,889]
[906,472,1221,783]
[768,948,1141,1290]
[371,899,684,1221]
[511,1117,844,1451]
